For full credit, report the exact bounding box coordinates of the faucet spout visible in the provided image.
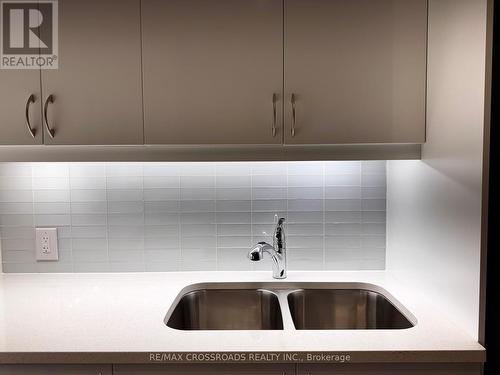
[248,218,287,279]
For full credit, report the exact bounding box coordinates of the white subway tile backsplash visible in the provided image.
[143,176,180,189]
[216,176,251,188]
[361,161,386,175]
[287,162,324,175]
[325,161,360,175]
[215,200,250,212]
[145,237,180,250]
[180,188,215,200]
[33,163,69,178]
[287,211,323,223]
[288,187,323,200]
[216,163,252,176]
[217,224,251,236]
[252,175,287,187]
[0,190,33,202]
[216,212,251,224]
[69,163,106,178]
[34,214,71,226]
[0,177,32,190]
[216,188,251,200]
[107,189,143,202]
[361,187,386,199]
[0,163,32,177]
[287,175,324,187]
[252,199,287,212]
[181,176,215,188]
[0,161,386,272]
[2,239,34,251]
[105,163,143,177]
[0,214,33,226]
[180,212,215,224]
[71,214,107,226]
[108,201,144,214]
[71,202,107,214]
[70,189,105,202]
[0,202,33,214]
[143,188,180,201]
[287,223,324,236]
[325,199,362,211]
[107,176,142,189]
[217,248,252,271]
[108,213,144,226]
[325,211,362,223]
[34,202,70,215]
[71,226,107,239]
[0,226,34,239]
[143,163,181,177]
[144,225,179,238]
[325,174,361,186]
[181,200,216,213]
[179,163,215,176]
[325,186,361,199]
[251,162,286,175]
[33,177,69,190]
[287,199,322,212]
[109,225,145,239]
[252,187,287,200]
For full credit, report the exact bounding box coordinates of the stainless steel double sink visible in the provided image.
[164,283,416,331]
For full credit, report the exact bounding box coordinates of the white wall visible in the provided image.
[387,0,490,341]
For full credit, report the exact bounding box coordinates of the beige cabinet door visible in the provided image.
[297,363,482,375]
[284,0,427,145]
[0,365,112,375]
[41,0,143,145]
[114,364,295,375]
[0,70,43,145]
[142,0,283,145]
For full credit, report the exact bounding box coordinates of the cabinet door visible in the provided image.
[142,0,283,145]
[114,364,294,375]
[284,0,427,144]
[0,70,43,145]
[297,363,482,375]
[41,0,143,145]
[0,365,111,375]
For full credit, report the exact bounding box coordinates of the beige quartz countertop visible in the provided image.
[0,271,485,364]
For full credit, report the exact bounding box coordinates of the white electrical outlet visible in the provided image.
[35,228,59,261]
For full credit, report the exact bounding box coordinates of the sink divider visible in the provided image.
[272,290,298,331]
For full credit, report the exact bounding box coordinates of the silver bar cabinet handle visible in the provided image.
[43,94,55,138]
[272,93,277,137]
[291,93,296,137]
[25,94,36,138]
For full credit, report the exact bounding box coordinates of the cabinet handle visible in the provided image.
[43,94,55,138]
[272,93,277,137]
[25,94,37,138]
[291,93,296,137]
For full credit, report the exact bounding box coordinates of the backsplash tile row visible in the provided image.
[0,161,386,273]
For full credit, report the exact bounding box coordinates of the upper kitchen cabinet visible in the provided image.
[142,0,284,145]
[41,0,143,145]
[0,70,43,145]
[284,0,427,145]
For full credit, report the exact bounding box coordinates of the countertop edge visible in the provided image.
[0,350,486,365]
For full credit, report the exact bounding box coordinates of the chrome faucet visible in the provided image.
[248,217,286,279]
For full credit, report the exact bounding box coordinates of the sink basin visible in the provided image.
[166,289,283,330]
[165,283,415,331]
[287,289,413,330]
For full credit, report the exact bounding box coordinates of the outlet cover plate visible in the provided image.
[35,228,59,261]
